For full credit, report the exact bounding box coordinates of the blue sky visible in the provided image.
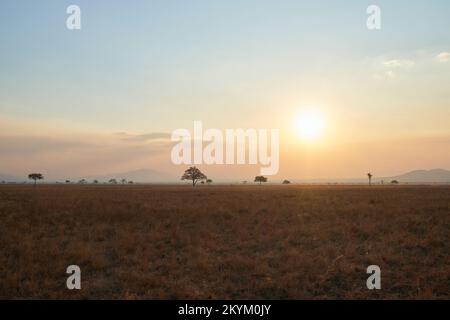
[0,1,449,179]
[1,0,450,130]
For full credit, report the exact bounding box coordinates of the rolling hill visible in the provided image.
[0,173,21,182]
[84,168,177,183]
[387,169,450,183]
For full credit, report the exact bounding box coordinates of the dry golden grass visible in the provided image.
[0,184,449,299]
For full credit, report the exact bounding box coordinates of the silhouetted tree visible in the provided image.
[391,180,399,185]
[254,176,268,185]
[93,180,99,184]
[121,178,127,185]
[78,179,86,184]
[282,180,291,185]
[28,173,43,185]
[109,178,118,184]
[367,172,373,185]
[206,179,213,184]
[65,180,71,184]
[128,181,134,184]
[181,166,207,187]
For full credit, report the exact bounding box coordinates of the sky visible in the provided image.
[1,0,449,181]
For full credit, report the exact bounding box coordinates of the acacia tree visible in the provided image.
[181,167,207,187]
[28,173,44,185]
[254,176,268,185]
[368,172,373,185]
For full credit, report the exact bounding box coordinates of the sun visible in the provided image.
[295,109,326,140]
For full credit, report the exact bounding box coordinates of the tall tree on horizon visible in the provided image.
[254,176,268,185]
[181,167,207,187]
[28,173,44,186]
[368,172,373,185]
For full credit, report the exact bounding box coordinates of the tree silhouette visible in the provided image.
[93,180,99,184]
[121,178,127,185]
[181,167,207,187]
[109,178,118,184]
[367,172,373,185]
[28,173,43,185]
[282,180,291,184]
[391,180,399,185]
[206,179,213,185]
[254,176,268,185]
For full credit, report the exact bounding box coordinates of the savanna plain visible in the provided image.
[0,184,449,299]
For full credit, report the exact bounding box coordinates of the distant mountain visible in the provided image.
[0,173,21,182]
[387,169,450,183]
[84,168,177,183]
[3,168,450,184]
[290,169,450,184]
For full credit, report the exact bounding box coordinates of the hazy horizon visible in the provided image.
[1,0,450,181]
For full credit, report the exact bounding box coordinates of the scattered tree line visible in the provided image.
[23,170,400,187]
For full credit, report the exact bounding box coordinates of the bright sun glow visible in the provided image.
[295,109,326,140]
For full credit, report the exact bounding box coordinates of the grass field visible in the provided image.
[0,184,449,299]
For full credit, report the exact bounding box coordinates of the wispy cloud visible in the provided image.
[382,59,415,68]
[370,57,416,80]
[115,132,171,142]
[385,70,396,78]
[371,51,450,80]
[0,132,173,180]
[436,52,450,63]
